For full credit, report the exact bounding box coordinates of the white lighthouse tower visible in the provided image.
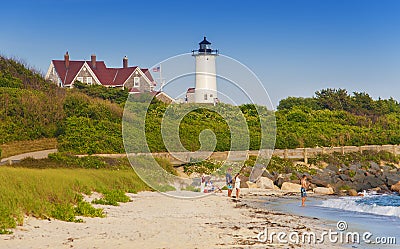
[192,37,219,104]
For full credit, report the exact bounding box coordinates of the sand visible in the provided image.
[1,190,344,249]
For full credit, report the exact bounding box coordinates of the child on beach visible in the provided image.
[200,175,206,193]
[234,172,241,198]
[226,168,233,197]
[300,175,309,207]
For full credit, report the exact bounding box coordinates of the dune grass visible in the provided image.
[0,167,151,234]
[0,138,57,159]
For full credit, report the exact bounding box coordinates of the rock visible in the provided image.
[348,189,358,196]
[386,175,400,186]
[311,175,332,187]
[240,176,249,188]
[391,181,400,192]
[274,175,287,188]
[313,187,334,195]
[370,162,380,171]
[370,187,381,192]
[281,182,301,192]
[379,184,389,192]
[246,181,258,188]
[339,174,350,182]
[261,170,274,179]
[326,164,339,173]
[256,177,274,189]
[363,175,385,189]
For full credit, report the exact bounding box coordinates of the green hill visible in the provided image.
[1,56,400,156]
[0,56,124,155]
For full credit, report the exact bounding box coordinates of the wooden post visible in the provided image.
[284,149,288,159]
[341,146,345,155]
[303,148,308,164]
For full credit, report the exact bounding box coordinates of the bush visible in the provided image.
[92,190,130,206]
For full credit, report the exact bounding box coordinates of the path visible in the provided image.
[0,149,58,165]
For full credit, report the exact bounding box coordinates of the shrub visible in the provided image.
[92,190,130,206]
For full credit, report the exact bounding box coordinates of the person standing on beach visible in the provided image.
[300,175,308,207]
[234,173,241,198]
[200,174,206,193]
[226,168,233,197]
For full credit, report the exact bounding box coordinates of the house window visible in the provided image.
[86,77,92,84]
[77,77,84,83]
[204,94,208,100]
[210,94,213,98]
[134,77,140,87]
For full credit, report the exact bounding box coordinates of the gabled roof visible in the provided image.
[142,68,156,86]
[52,60,85,86]
[52,60,154,87]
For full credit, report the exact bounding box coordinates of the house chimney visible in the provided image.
[123,56,128,68]
[91,54,96,68]
[64,51,70,69]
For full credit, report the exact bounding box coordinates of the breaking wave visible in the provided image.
[319,194,400,218]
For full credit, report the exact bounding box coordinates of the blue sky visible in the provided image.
[1,0,399,107]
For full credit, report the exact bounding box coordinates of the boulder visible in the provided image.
[256,177,275,189]
[339,174,350,182]
[386,175,400,186]
[240,176,249,188]
[261,170,274,179]
[246,181,258,188]
[369,162,380,171]
[311,175,332,187]
[348,189,358,196]
[363,175,385,189]
[274,174,288,188]
[326,164,339,173]
[313,187,334,195]
[370,187,381,192]
[391,181,400,192]
[281,182,301,192]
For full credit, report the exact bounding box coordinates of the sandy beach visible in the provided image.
[1,190,344,249]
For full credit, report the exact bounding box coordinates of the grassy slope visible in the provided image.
[0,166,150,233]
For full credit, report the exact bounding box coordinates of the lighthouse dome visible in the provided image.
[199,36,212,52]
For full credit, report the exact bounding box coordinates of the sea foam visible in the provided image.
[319,194,400,218]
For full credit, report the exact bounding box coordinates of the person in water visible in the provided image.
[301,175,309,207]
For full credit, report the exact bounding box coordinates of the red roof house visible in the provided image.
[45,52,156,93]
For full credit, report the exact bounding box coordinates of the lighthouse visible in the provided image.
[192,37,219,104]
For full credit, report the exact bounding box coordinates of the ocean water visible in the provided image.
[260,194,400,248]
[320,193,400,218]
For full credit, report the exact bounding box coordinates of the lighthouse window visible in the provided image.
[204,94,208,100]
